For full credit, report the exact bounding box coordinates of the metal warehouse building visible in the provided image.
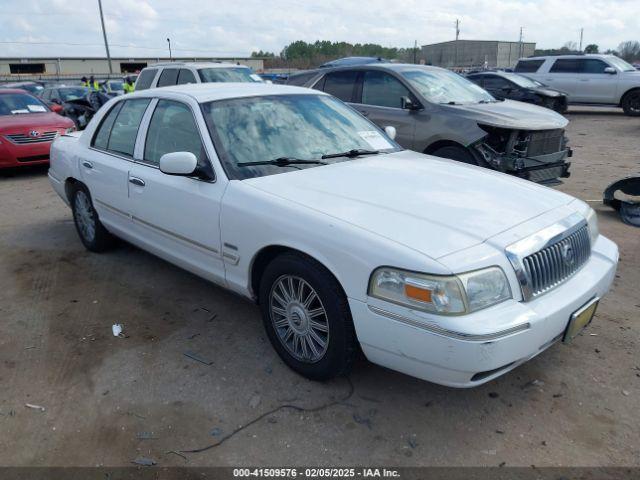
[0,57,264,77]
[422,40,536,69]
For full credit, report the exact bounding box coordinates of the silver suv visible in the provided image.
[134,62,263,91]
[515,54,640,116]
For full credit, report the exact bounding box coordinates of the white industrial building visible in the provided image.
[422,40,536,69]
[0,57,264,77]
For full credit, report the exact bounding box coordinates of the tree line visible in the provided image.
[534,40,640,63]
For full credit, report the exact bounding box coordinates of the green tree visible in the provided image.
[584,44,599,53]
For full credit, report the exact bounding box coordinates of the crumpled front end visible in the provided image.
[473,124,572,185]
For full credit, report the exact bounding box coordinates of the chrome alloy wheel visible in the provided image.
[269,275,329,363]
[74,190,96,243]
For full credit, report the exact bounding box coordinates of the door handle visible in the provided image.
[129,177,145,187]
[82,161,93,169]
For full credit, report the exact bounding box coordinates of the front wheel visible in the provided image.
[259,253,357,381]
[71,185,115,252]
[430,145,478,165]
[621,90,640,116]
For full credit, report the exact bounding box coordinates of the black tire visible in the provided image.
[431,145,478,165]
[621,89,640,116]
[70,184,115,252]
[259,252,357,381]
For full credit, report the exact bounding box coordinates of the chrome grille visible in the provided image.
[522,224,591,297]
[527,129,564,156]
[5,131,58,144]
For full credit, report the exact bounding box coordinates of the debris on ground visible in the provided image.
[521,379,544,389]
[495,430,505,434]
[352,412,374,429]
[136,431,158,440]
[25,403,45,412]
[622,390,630,396]
[165,450,187,462]
[132,456,156,466]
[183,351,213,366]
[112,324,125,338]
[249,394,261,409]
[488,392,499,398]
[603,175,640,227]
[407,436,418,449]
[186,332,200,340]
[209,427,223,437]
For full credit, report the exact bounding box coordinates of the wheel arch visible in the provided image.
[64,177,85,203]
[249,245,347,304]
[423,139,469,155]
[620,87,640,106]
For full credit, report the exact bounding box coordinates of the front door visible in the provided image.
[351,70,417,149]
[128,99,226,285]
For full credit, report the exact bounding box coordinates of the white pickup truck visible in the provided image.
[48,83,618,387]
[515,54,640,115]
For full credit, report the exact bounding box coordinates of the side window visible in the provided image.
[144,100,208,170]
[322,71,358,102]
[104,99,150,157]
[582,59,609,74]
[467,76,483,87]
[41,90,51,101]
[92,102,124,150]
[177,69,197,85]
[135,68,157,90]
[362,71,410,108]
[514,60,544,73]
[483,76,511,89]
[550,59,581,73]
[157,69,179,87]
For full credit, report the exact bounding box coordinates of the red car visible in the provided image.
[0,89,75,169]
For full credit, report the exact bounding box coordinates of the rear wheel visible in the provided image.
[259,252,357,380]
[71,185,115,252]
[621,90,640,116]
[431,145,478,165]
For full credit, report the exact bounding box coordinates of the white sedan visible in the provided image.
[48,83,618,387]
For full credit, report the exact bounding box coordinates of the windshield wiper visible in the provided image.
[321,149,380,160]
[237,157,327,168]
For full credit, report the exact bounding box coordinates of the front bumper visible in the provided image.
[0,138,54,168]
[349,235,618,387]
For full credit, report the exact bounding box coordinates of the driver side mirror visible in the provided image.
[604,67,617,74]
[159,152,198,176]
[401,96,420,111]
[49,103,63,114]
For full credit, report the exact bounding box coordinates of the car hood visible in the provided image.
[441,99,568,130]
[531,87,566,98]
[0,112,72,133]
[244,150,573,259]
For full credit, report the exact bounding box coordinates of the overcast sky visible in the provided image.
[1,0,638,58]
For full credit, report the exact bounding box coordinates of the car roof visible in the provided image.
[316,63,451,74]
[0,88,34,95]
[1,81,38,87]
[125,82,326,103]
[147,62,249,69]
[520,54,613,61]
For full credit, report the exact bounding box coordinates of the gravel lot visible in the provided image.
[0,107,638,467]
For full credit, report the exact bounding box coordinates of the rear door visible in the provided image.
[177,69,197,85]
[543,59,580,99]
[353,70,417,149]
[81,98,151,233]
[128,98,226,284]
[156,68,179,88]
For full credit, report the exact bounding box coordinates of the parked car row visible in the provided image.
[48,83,618,386]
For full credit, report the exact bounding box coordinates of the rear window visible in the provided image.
[135,68,157,90]
[549,59,581,73]
[322,71,358,102]
[157,69,179,87]
[514,59,544,73]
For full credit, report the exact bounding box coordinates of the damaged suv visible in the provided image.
[298,64,572,185]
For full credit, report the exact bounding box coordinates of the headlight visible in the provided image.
[584,207,599,245]
[369,266,511,315]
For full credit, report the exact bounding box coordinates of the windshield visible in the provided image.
[202,94,400,180]
[402,69,495,104]
[501,73,540,89]
[0,93,49,115]
[108,81,124,90]
[198,67,262,83]
[59,87,90,101]
[606,56,636,72]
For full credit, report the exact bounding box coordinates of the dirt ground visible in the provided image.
[0,107,638,468]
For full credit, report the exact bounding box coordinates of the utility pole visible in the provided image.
[455,19,460,68]
[579,28,584,51]
[413,39,417,64]
[167,38,172,60]
[518,27,523,58]
[97,0,113,74]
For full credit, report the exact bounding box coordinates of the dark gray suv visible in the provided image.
[290,64,573,185]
